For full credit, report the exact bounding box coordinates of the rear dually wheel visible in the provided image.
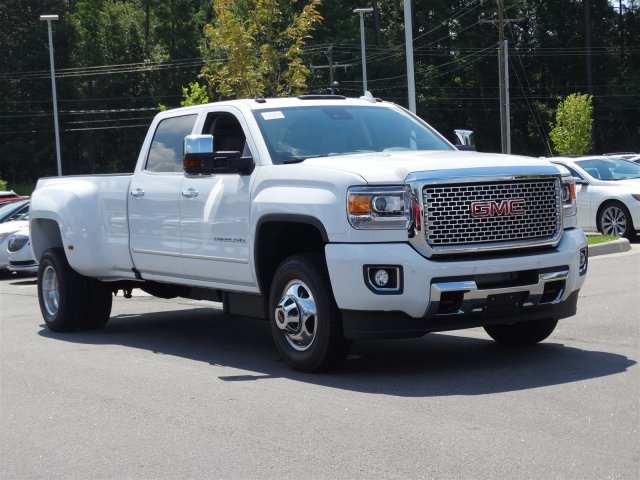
[37,248,112,332]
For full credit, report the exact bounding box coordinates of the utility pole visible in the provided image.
[310,50,354,94]
[354,7,373,95]
[403,0,417,113]
[40,14,62,176]
[497,2,507,153]
[327,44,335,93]
[584,1,592,94]
[619,0,624,56]
[584,0,594,149]
[479,1,520,154]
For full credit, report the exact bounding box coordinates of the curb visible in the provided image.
[588,238,631,257]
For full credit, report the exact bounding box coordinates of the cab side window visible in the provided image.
[145,114,197,172]
[203,113,251,156]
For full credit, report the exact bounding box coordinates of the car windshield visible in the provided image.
[252,105,453,164]
[0,200,29,222]
[575,158,640,180]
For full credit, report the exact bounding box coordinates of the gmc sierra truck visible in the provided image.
[29,95,588,372]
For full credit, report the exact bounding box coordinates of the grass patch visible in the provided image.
[587,234,618,245]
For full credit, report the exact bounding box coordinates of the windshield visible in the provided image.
[576,158,640,180]
[0,200,29,221]
[252,105,453,164]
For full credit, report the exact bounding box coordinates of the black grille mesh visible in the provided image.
[423,179,560,247]
[7,237,28,252]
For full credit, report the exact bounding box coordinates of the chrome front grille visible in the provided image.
[423,179,561,249]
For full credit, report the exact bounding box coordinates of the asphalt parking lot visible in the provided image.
[1,245,638,479]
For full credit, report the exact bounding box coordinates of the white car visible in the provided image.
[0,220,29,272]
[550,156,640,239]
[8,226,38,274]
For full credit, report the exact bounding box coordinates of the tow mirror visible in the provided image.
[211,153,254,175]
[184,134,215,175]
[454,129,476,151]
[184,134,254,176]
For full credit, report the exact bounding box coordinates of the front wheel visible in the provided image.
[269,254,351,372]
[484,318,558,345]
[598,202,635,239]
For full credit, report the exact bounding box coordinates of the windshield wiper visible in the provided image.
[282,154,329,164]
[282,157,307,164]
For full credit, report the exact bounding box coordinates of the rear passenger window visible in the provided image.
[145,114,197,172]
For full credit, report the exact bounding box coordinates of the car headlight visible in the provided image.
[347,186,409,230]
[561,175,577,229]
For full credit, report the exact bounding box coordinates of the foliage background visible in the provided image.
[0,0,638,191]
[550,93,594,155]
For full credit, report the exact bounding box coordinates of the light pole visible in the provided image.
[353,7,373,95]
[403,0,416,113]
[40,14,62,176]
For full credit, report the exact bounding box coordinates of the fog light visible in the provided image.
[364,265,403,294]
[579,247,588,276]
[374,269,389,287]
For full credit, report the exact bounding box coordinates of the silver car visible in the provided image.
[0,219,29,272]
[8,226,38,274]
[550,156,640,239]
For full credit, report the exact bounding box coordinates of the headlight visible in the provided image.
[347,186,409,229]
[561,175,577,229]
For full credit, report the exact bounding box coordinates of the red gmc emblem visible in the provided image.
[470,199,526,217]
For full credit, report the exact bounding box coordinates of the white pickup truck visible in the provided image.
[30,95,588,372]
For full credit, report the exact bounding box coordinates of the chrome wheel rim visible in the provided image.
[274,280,317,352]
[601,206,627,237]
[42,265,60,317]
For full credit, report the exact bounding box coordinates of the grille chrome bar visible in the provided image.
[426,269,569,317]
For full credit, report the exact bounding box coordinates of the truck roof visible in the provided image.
[164,95,391,116]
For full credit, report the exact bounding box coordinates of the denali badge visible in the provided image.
[470,199,526,217]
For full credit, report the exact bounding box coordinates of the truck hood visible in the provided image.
[299,150,557,184]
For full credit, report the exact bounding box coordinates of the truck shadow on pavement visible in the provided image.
[38,305,635,398]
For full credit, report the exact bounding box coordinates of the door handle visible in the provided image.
[130,188,145,198]
[181,188,199,198]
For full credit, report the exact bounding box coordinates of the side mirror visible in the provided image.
[454,129,476,151]
[455,145,477,152]
[211,153,255,175]
[183,134,255,175]
[573,176,588,185]
[184,134,215,175]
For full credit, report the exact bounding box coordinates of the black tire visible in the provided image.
[484,318,558,345]
[80,279,113,330]
[38,248,88,332]
[598,201,636,240]
[37,248,113,332]
[269,254,351,372]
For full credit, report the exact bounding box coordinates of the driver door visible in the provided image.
[179,108,255,288]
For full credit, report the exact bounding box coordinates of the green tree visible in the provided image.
[549,93,593,156]
[180,81,210,106]
[160,81,210,110]
[201,0,322,99]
